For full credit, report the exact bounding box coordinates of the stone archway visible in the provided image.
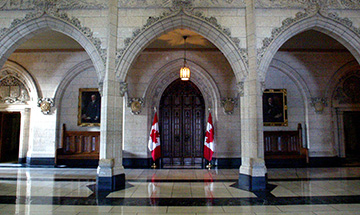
[0,14,105,81]
[116,11,247,84]
[259,14,360,80]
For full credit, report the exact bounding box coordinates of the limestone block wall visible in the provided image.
[59,67,99,132]
[266,51,356,157]
[123,49,240,158]
[7,51,92,159]
[116,7,247,50]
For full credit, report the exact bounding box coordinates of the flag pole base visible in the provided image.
[206,162,212,170]
[151,163,157,169]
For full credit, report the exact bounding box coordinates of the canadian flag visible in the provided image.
[204,112,214,161]
[148,111,161,161]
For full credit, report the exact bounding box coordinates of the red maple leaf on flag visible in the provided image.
[205,128,214,143]
[150,129,160,143]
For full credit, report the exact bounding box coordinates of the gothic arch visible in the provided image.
[54,59,96,106]
[0,60,40,103]
[269,59,312,104]
[144,59,221,119]
[325,61,360,105]
[0,14,104,80]
[259,14,360,80]
[116,11,247,83]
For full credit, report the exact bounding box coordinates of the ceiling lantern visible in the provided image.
[180,35,190,81]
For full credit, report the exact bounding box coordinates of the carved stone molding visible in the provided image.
[257,3,360,68]
[255,0,360,9]
[118,0,244,8]
[116,5,247,66]
[37,97,54,114]
[119,82,128,97]
[0,74,30,104]
[333,70,360,104]
[127,97,144,115]
[0,0,107,10]
[221,97,238,115]
[0,2,106,64]
[236,82,244,97]
[310,97,327,114]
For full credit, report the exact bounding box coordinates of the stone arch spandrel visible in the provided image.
[0,13,105,81]
[259,14,360,80]
[116,11,247,83]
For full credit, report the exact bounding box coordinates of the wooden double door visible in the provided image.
[0,112,20,163]
[160,79,205,167]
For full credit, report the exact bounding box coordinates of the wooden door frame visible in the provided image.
[0,108,30,163]
[334,107,360,158]
[159,79,205,168]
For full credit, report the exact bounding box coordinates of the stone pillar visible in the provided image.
[238,0,267,191]
[18,108,31,163]
[96,0,125,191]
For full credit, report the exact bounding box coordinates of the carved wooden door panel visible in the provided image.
[160,79,205,167]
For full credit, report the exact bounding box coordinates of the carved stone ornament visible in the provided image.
[334,71,360,104]
[255,0,360,9]
[236,82,244,97]
[119,82,128,97]
[0,0,107,10]
[257,1,360,68]
[116,2,247,67]
[127,97,144,115]
[221,98,238,115]
[37,98,54,115]
[0,75,30,104]
[118,0,244,8]
[310,97,327,114]
[0,1,106,64]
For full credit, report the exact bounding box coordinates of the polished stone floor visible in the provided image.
[0,167,359,214]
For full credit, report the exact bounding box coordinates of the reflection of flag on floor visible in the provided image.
[204,112,214,161]
[148,111,161,161]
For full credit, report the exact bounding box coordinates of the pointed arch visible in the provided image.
[0,14,104,81]
[326,60,360,103]
[0,60,40,102]
[116,12,247,83]
[144,58,221,119]
[54,59,95,106]
[259,14,360,80]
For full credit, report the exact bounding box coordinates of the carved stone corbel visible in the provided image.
[236,82,244,97]
[119,82,128,97]
[37,98,54,115]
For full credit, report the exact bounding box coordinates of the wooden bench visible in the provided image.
[56,124,100,166]
[264,123,309,164]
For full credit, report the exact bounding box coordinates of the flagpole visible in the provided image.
[151,106,157,169]
[206,107,212,170]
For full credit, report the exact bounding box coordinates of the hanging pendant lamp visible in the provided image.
[180,36,190,81]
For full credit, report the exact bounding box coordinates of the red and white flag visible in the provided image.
[204,112,214,161]
[148,112,161,161]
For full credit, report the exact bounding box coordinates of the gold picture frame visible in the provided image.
[78,88,101,127]
[263,89,288,126]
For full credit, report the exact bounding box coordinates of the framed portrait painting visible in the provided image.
[78,88,101,127]
[263,89,288,126]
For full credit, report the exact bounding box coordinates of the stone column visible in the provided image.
[96,0,125,191]
[238,0,267,191]
[18,108,31,163]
